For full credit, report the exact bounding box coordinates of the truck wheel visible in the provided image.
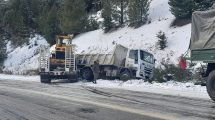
[206,70,215,101]
[120,70,131,81]
[40,74,51,83]
[82,68,93,81]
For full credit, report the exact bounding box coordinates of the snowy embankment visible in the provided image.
[3,35,49,74]
[84,80,210,100]
[0,74,209,100]
[0,74,39,82]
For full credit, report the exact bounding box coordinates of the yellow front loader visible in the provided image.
[39,35,77,83]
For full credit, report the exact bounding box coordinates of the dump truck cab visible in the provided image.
[125,49,155,80]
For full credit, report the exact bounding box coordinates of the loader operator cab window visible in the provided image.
[57,37,64,46]
[57,37,70,46]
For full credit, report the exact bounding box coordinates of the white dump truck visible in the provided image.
[77,44,155,81]
[39,36,155,82]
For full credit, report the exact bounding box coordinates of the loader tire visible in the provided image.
[82,68,93,81]
[120,70,131,81]
[206,70,215,101]
[40,74,51,83]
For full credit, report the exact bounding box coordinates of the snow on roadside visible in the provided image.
[0,73,210,100]
[83,79,210,100]
[0,74,39,82]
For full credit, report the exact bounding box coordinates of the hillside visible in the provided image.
[3,35,49,74]
[73,0,191,66]
[2,0,191,74]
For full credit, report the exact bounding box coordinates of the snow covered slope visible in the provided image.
[73,0,191,66]
[3,35,49,74]
[2,0,191,74]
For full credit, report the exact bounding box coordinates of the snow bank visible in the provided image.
[84,79,210,100]
[0,73,209,100]
[3,35,49,74]
[73,0,191,65]
[0,74,39,82]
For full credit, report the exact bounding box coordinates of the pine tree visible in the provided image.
[169,0,193,19]
[61,0,88,34]
[112,0,129,26]
[0,33,6,66]
[193,0,214,11]
[38,2,61,45]
[36,0,61,45]
[169,0,213,19]
[128,0,150,27]
[157,31,167,50]
[0,2,4,28]
[102,0,114,32]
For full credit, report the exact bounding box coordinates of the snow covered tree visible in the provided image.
[102,0,114,32]
[86,17,99,31]
[61,0,88,34]
[128,0,150,27]
[112,0,129,25]
[157,31,167,50]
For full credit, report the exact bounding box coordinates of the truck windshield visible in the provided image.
[140,50,154,63]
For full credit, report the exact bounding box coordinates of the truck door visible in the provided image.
[126,50,139,68]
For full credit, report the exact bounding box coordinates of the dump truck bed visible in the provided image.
[77,44,128,66]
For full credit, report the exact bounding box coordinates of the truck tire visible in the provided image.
[206,70,215,101]
[82,68,93,81]
[120,70,131,81]
[40,74,51,83]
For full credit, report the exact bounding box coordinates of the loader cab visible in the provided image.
[125,49,155,80]
[54,36,73,60]
[56,36,72,47]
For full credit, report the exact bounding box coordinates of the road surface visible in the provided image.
[0,79,215,120]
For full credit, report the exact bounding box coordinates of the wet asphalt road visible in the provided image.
[0,79,215,120]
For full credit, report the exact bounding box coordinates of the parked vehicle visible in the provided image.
[39,35,77,83]
[39,36,155,83]
[189,9,215,101]
[77,44,155,81]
